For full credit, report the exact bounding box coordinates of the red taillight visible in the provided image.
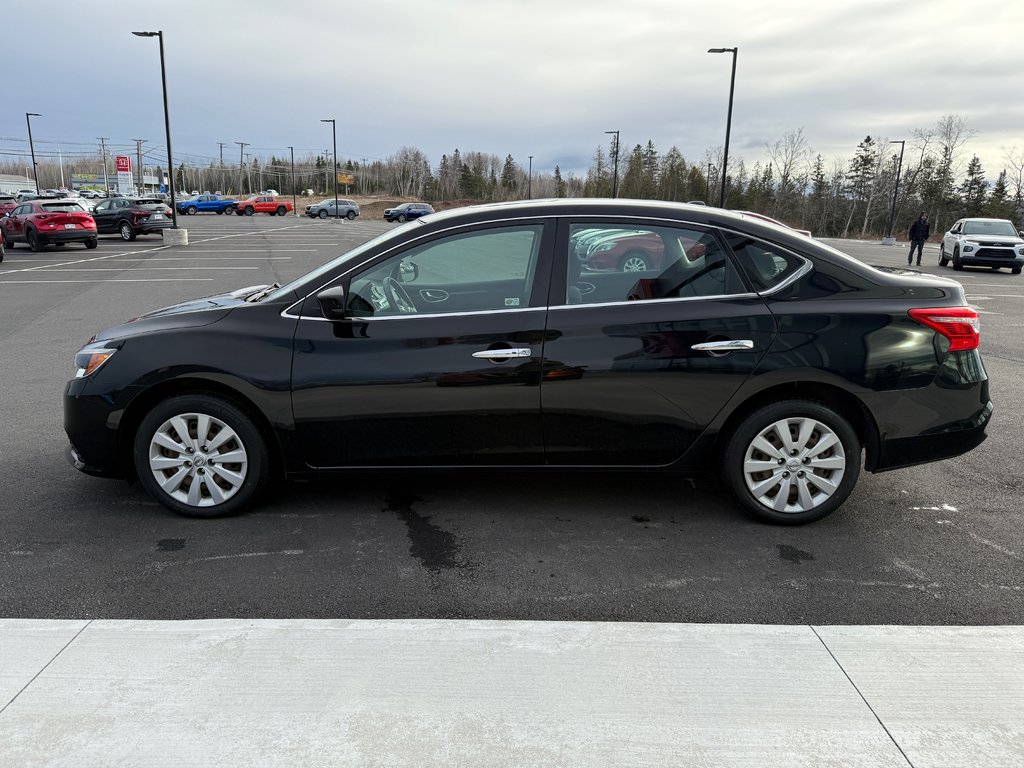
[909,307,980,352]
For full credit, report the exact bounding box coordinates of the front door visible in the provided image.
[291,221,554,467]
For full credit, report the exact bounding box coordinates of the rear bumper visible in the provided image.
[135,219,173,234]
[38,229,97,244]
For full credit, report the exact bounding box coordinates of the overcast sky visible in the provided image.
[3,0,1022,180]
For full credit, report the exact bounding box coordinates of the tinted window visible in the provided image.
[347,225,544,317]
[41,202,87,213]
[723,233,805,293]
[963,220,1017,237]
[565,223,743,305]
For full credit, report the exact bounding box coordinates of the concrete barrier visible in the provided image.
[162,228,189,246]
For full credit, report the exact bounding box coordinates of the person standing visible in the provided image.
[908,213,930,266]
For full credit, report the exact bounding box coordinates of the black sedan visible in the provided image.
[65,200,991,523]
[383,202,434,222]
[91,197,173,241]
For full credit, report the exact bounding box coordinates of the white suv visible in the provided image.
[940,218,1024,274]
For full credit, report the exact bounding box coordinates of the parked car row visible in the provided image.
[1,196,173,251]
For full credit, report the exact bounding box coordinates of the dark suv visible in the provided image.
[91,197,173,241]
[383,202,434,222]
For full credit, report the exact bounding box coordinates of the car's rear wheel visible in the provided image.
[186,206,197,215]
[620,251,650,272]
[346,211,356,220]
[722,400,860,525]
[952,247,963,271]
[85,238,98,249]
[133,394,269,518]
[27,229,43,252]
[119,221,136,241]
[397,214,407,223]
[276,206,287,216]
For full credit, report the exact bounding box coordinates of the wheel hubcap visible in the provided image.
[148,412,248,507]
[742,417,846,513]
[623,257,646,272]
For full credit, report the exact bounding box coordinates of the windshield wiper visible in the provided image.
[246,283,280,302]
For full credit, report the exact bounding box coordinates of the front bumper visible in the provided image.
[959,249,1024,268]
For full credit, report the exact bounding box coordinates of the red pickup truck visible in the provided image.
[234,195,293,216]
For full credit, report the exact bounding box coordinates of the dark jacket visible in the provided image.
[909,219,931,241]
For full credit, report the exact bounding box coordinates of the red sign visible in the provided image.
[115,155,131,172]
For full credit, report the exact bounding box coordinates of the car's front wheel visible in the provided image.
[318,209,328,219]
[620,251,650,272]
[722,400,860,524]
[244,207,254,216]
[186,206,197,215]
[939,244,950,267]
[952,247,963,271]
[397,214,407,223]
[133,394,269,518]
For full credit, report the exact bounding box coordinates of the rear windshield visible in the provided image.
[41,202,88,213]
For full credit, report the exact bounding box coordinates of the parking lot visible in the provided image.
[1,215,1021,624]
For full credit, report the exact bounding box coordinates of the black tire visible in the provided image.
[85,238,98,249]
[244,207,254,216]
[346,211,356,220]
[722,400,861,525]
[952,247,963,271]
[620,251,650,272]
[27,229,43,252]
[318,209,328,219]
[938,245,949,267]
[1013,266,1022,275]
[397,213,407,223]
[235,209,244,216]
[2,233,13,249]
[216,209,224,215]
[186,205,198,215]
[119,220,136,241]
[133,394,269,518]
[276,206,287,216]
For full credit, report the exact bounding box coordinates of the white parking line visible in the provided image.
[0,245,171,276]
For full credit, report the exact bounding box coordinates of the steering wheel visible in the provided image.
[383,276,418,314]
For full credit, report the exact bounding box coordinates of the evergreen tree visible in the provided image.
[958,155,986,216]
[986,170,1014,219]
[553,165,566,198]
[500,154,517,195]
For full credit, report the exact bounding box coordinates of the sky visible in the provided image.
[3,0,1022,181]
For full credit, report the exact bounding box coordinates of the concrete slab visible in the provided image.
[816,625,1024,768]
[0,620,906,768]
[0,620,89,706]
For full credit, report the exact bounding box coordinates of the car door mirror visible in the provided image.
[316,286,348,319]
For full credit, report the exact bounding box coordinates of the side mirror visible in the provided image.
[316,285,347,319]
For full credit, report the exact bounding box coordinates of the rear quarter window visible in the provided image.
[724,233,806,292]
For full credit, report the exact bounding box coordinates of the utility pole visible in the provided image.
[133,139,146,194]
[218,142,227,193]
[98,137,110,195]
[235,141,248,194]
[288,146,297,216]
[245,153,252,192]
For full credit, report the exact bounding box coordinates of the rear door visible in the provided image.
[92,200,114,232]
[540,219,777,465]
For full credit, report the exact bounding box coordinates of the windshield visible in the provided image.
[963,220,1018,237]
[264,226,416,303]
[41,202,87,213]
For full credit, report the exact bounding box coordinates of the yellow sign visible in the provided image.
[337,173,355,185]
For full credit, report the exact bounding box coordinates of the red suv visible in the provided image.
[0,194,18,216]
[580,229,708,272]
[1,199,98,251]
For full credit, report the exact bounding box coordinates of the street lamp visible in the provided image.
[288,145,297,216]
[132,30,178,228]
[321,119,339,218]
[885,140,906,243]
[25,113,41,194]
[707,46,738,208]
[604,130,620,198]
[528,155,533,199]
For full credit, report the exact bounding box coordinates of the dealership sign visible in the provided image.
[115,155,134,194]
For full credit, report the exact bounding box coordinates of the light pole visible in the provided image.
[528,155,533,199]
[288,145,297,216]
[321,118,339,218]
[604,130,620,198]
[884,140,906,244]
[706,162,714,205]
[707,46,738,208]
[26,113,41,194]
[235,142,248,194]
[133,139,146,194]
[132,31,178,228]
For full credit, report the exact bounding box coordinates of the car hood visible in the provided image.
[958,234,1023,244]
[93,284,271,341]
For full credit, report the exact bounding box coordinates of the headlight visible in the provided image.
[74,341,117,378]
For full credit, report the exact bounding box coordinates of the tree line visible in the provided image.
[4,113,1021,237]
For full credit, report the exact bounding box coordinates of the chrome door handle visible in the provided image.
[472,348,532,360]
[691,340,755,352]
